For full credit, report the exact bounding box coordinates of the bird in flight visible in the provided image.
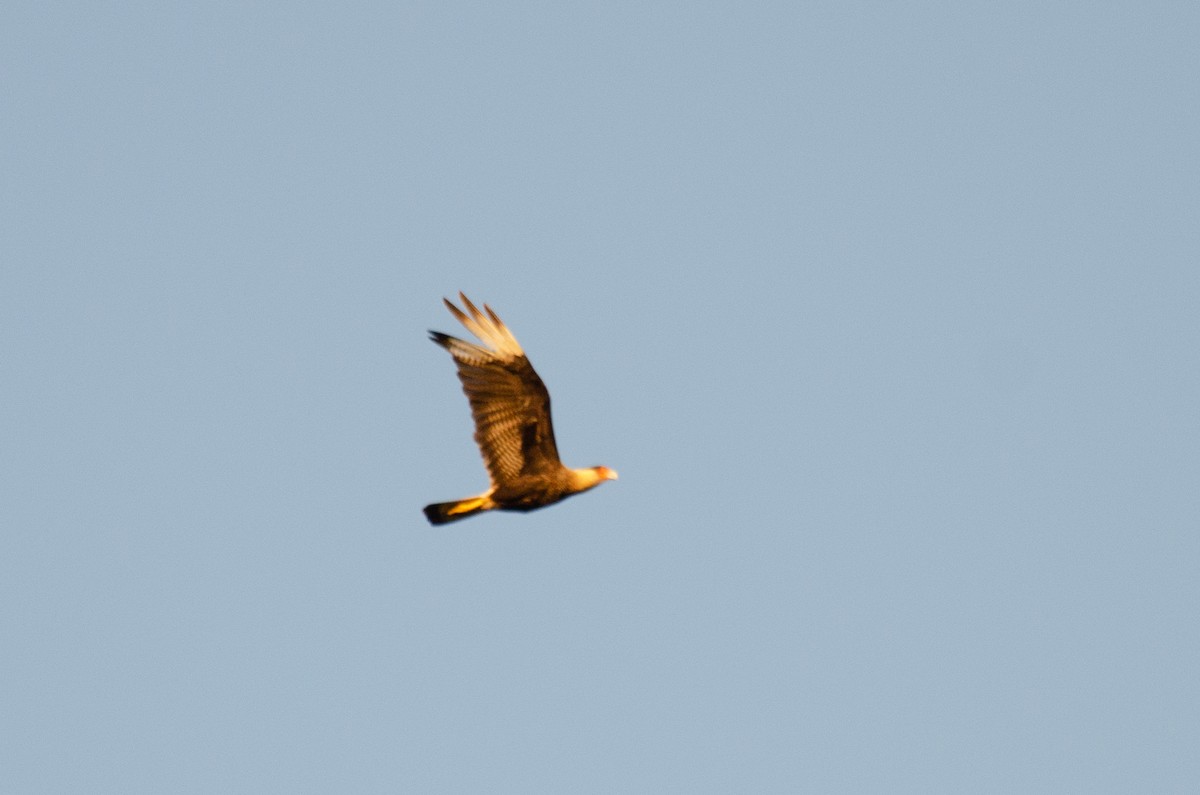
[423,293,618,525]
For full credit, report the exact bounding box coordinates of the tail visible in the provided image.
[423,495,490,526]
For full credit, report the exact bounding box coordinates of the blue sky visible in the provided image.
[3,2,1198,791]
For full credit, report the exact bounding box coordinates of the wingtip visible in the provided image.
[436,292,523,358]
[459,293,484,320]
[443,296,470,327]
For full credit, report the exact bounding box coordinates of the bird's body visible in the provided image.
[423,294,616,525]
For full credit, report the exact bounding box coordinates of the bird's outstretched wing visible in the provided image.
[430,293,562,486]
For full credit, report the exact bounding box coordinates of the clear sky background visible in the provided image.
[3,2,1198,792]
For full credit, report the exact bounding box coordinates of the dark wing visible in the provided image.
[430,293,562,486]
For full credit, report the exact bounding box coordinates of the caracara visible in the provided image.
[423,293,618,525]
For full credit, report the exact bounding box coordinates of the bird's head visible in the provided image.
[569,465,619,494]
[593,466,618,482]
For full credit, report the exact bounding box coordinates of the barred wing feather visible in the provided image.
[429,293,561,487]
